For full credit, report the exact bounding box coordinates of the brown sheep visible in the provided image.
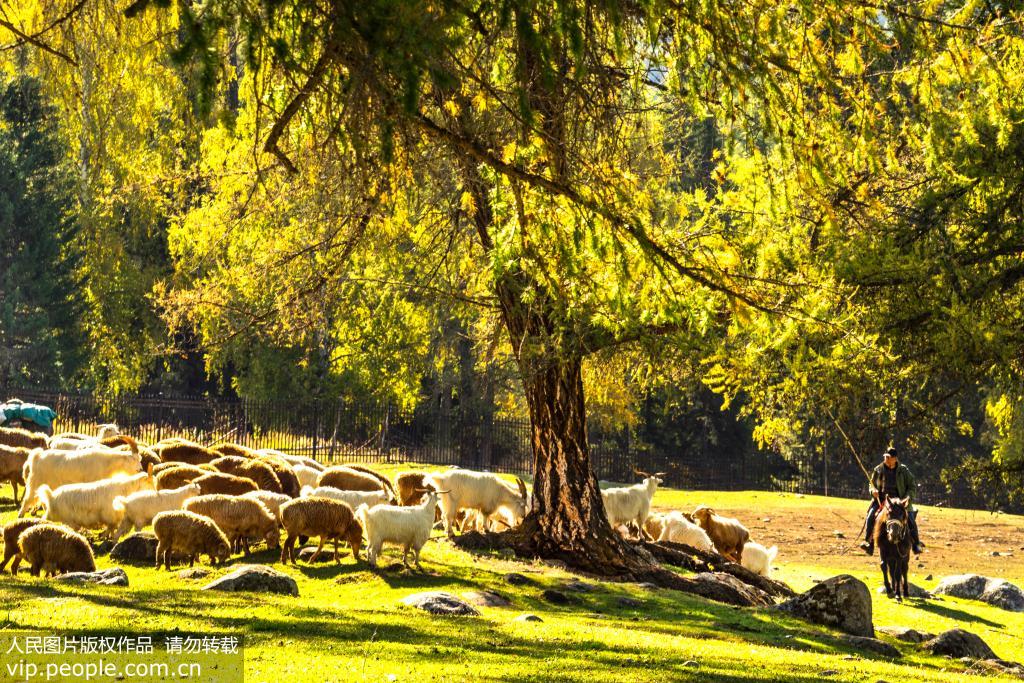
[211,445,300,498]
[157,442,219,466]
[279,497,362,564]
[0,444,31,504]
[210,443,256,458]
[152,510,231,570]
[0,426,47,450]
[1,518,46,572]
[318,466,393,497]
[344,464,396,498]
[192,472,258,496]
[395,471,442,521]
[11,524,96,577]
[155,464,214,489]
[184,494,279,554]
[691,505,749,562]
[210,456,283,493]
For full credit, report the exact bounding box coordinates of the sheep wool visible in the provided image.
[1,518,46,572]
[279,497,362,564]
[152,510,232,570]
[13,524,95,577]
[184,494,279,554]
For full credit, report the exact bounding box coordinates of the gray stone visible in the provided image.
[461,590,511,607]
[980,580,1024,612]
[682,661,698,668]
[637,582,659,591]
[923,629,997,660]
[401,591,480,616]
[504,572,535,586]
[296,546,335,563]
[514,613,543,622]
[978,659,1024,679]
[542,589,573,605]
[616,597,643,608]
[877,626,934,644]
[110,533,159,564]
[177,568,212,580]
[202,565,298,596]
[934,574,1024,612]
[774,574,874,637]
[56,567,128,587]
[564,579,598,593]
[838,635,901,658]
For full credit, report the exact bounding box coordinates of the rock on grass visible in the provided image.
[202,565,298,596]
[401,591,480,616]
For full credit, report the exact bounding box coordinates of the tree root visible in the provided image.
[451,528,793,606]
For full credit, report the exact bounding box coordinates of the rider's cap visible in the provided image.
[883,446,897,458]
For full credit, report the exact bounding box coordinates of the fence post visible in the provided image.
[156,393,164,443]
[312,399,320,461]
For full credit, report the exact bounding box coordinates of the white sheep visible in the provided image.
[20,447,142,517]
[113,482,201,538]
[423,469,528,537]
[301,485,390,510]
[292,464,322,490]
[357,488,441,571]
[740,541,778,577]
[36,468,156,540]
[601,470,664,539]
[242,490,292,523]
[654,511,715,551]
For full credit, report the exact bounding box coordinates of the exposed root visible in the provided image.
[450,523,791,607]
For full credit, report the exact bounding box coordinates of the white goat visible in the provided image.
[113,482,201,538]
[357,489,441,570]
[20,447,142,517]
[741,541,778,577]
[655,511,715,551]
[37,468,156,540]
[301,486,390,510]
[601,470,664,539]
[423,469,528,537]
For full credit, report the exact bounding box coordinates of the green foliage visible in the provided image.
[0,75,86,385]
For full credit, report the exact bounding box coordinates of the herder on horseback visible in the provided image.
[860,446,923,555]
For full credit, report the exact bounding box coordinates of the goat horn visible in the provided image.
[495,518,512,529]
[654,472,667,478]
[633,467,651,478]
[516,477,528,498]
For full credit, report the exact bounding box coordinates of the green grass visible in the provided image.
[2,472,1022,682]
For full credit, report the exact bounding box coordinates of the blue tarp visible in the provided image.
[0,400,57,429]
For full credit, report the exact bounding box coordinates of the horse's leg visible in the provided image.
[901,557,910,599]
[879,552,893,597]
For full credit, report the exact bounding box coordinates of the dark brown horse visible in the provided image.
[875,495,912,601]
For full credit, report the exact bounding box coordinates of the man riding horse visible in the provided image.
[860,446,922,555]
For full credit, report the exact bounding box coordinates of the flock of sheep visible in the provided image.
[0,424,777,580]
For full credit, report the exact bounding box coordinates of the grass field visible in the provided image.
[1,465,1022,682]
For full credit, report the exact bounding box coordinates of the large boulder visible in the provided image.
[461,590,511,608]
[202,565,298,596]
[56,567,129,587]
[933,574,1024,612]
[922,629,997,660]
[401,591,480,616]
[690,572,774,608]
[774,575,874,637]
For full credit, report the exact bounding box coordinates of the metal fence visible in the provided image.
[1,387,983,508]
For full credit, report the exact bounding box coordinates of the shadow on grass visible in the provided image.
[912,600,1004,628]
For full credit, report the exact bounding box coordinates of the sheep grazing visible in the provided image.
[36,467,156,540]
[395,471,430,506]
[0,426,47,450]
[219,446,302,498]
[1,518,46,572]
[242,490,291,523]
[155,464,214,489]
[0,444,31,504]
[424,469,528,537]
[113,482,202,538]
[11,524,96,577]
[358,488,441,571]
[279,497,362,564]
[601,470,664,540]
[652,511,715,551]
[301,485,390,510]
[316,466,388,494]
[185,494,279,554]
[152,510,231,570]
[741,541,778,577]
[192,472,258,496]
[292,464,321,490]
[691,505,750,562]
[157,441,219,466]
[20,447,142,517]
[210,456,283,493]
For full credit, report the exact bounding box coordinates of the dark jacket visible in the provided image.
[870,462,916,507]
